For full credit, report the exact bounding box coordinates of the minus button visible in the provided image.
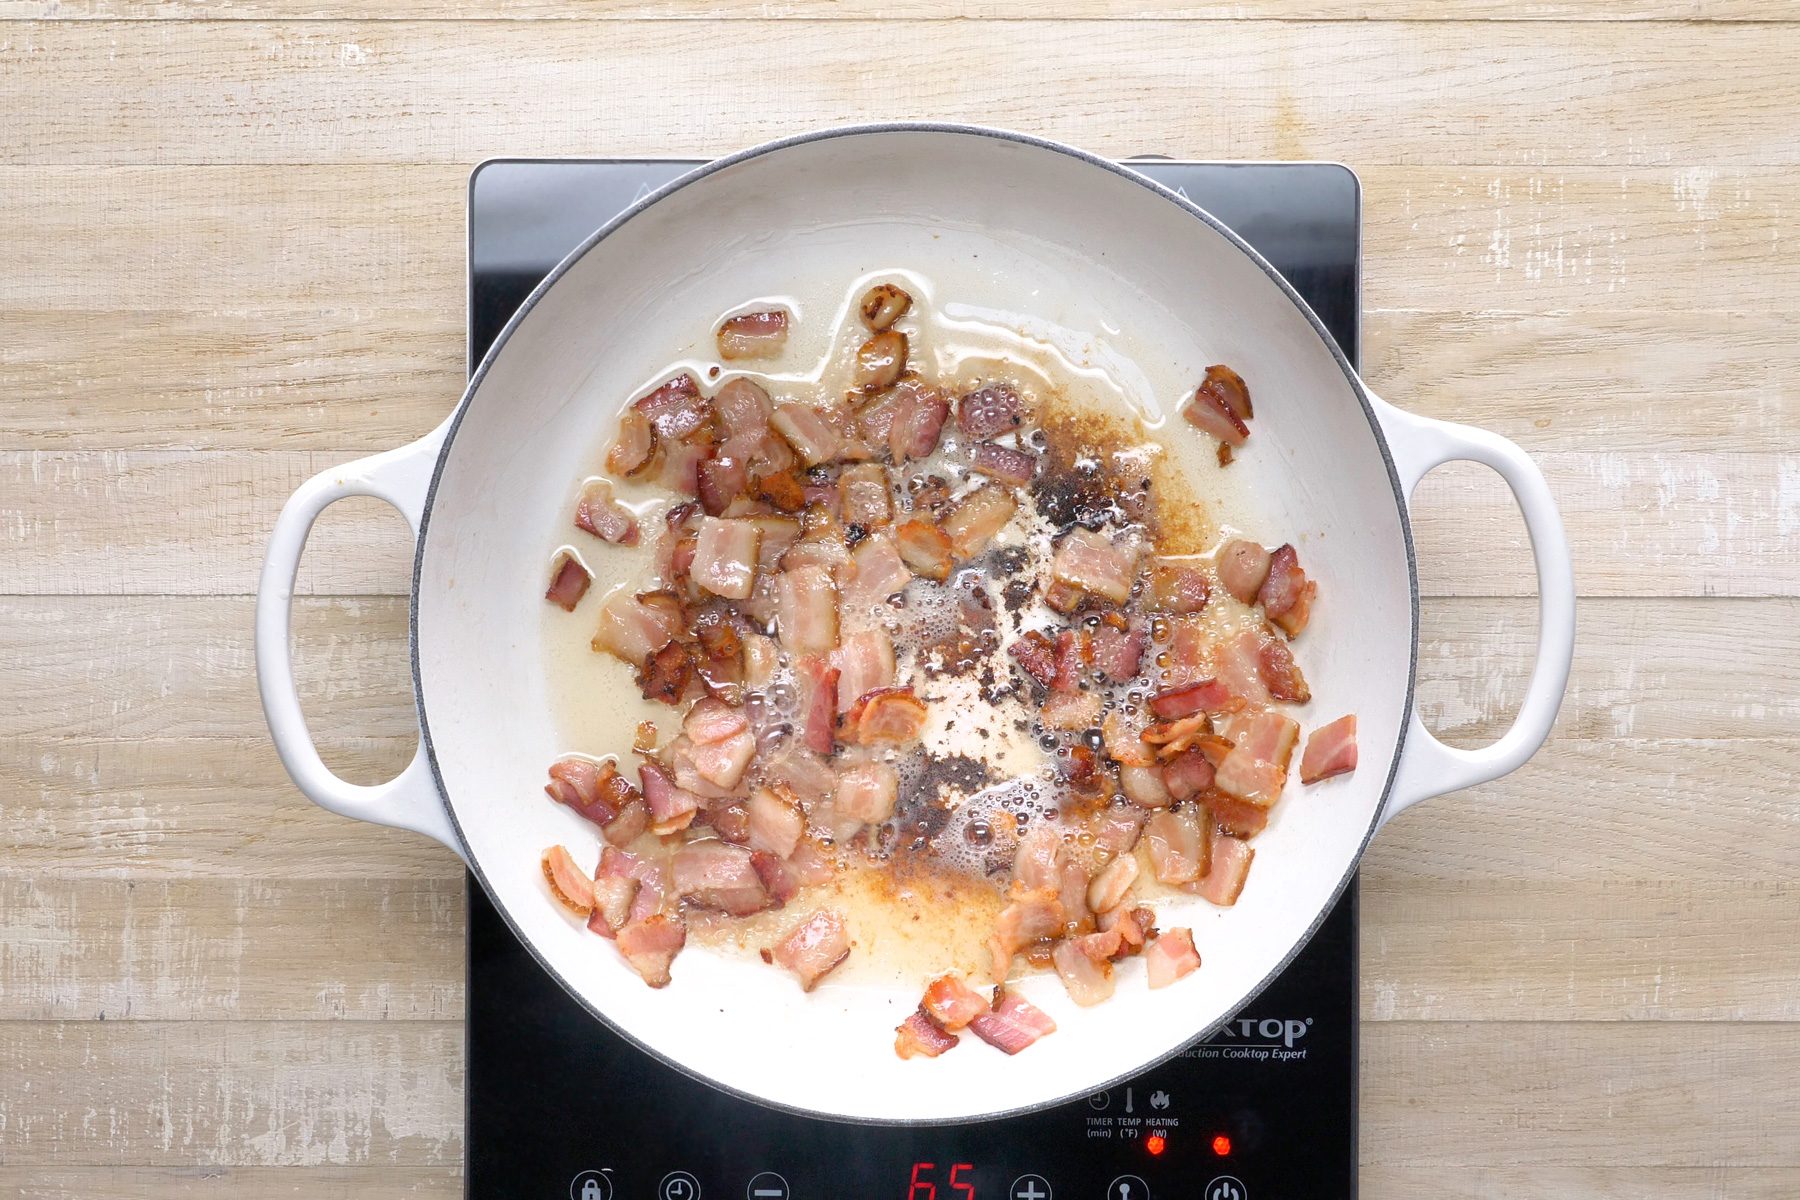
[746,1172,790,1200]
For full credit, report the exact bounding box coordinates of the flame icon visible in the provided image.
[1149,1090,1171,1110]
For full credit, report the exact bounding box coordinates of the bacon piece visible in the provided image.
[745,786,805,859]
[606,409,656,476]
[989,885,1064,979]
[587,871,639,938]
[841,531,913,612]
[695,455,748,517]
[638,641,696,706]
[1145,928,1201,988]
[919,977,989,1034]
[770,403,843,467]
[1161,750,1216,802]
[968,988,1057,1055]
[1091,623,1145,683]
[835,760,899,824]
[1212,628,1273,707]
[896,1008,958,1059]
[761,744,836,807]
[772,909,851,991]
[1300,714,1359,784]
[688,516,761,600]
[830,629,896,713]
[750,468,809,514]
[1205,364,1253,420]
[602,799,650,846]
[1012,822,1064,891]
[638,761,702,835]
[1217,539,1272,604]
[859,283,913,331]
[777,564,839,656]
[1100,710,1156,768]
[1144,807,1210,886]
[1181,367,1251,448]
[716,309,789,360]
[672,840,771,915]
[956,383,1024,439]
[1207,792,1270,838]
[1086,853,1140,914]
[1050,629,1092,694]
[1092,806,1147,859]
[1120,763,1174,809]
[1194,835,1254,906]
[1151,560,1211,614]
[541,845,594,916]
[1102,904,1154,949]
[838,462,893,529]
[1042,690,1102,731]
[795,657,839,756]
[1149,678,1235,720]
[787,840,837,887]
[597,846,667,925]
[893,517,954,582]
[1008,630,1059,688]
[1215,710,1300,808]
[683,697,749,745]
[707,799,751,843]
[1259,544,1318,637]
[855,331,908,391]
[1160,615,1211,688]
[855,387,903,447]
[970,442,1037,486]
[1258,636,1311,703]
[633,373,710,443]
[846,687,929,745]
[545,553,592,611]
[545,756,639,827]
[655,440,709,497]
[749,849,800,905]
[575,479,640,546]
[1052,935,1116,1006]
[1051,527,1136,605]
[888,383,951,462]
[686,727,756,790]
[616,913,686,988]
[713,376,774,437]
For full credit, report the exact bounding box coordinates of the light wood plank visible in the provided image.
[3,448,1792,598]
[0,1167,461,1200]
[1362,1167,1800,1200]
[0,877,464,1021]
[4,23,1799,168]
[0,1021,464,1167]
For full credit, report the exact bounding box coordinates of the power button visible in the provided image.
[1206,1176,1247,1200]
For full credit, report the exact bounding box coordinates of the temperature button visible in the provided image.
[1107,1175,1150,1200]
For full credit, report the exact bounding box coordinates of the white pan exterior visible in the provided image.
[257,127,1574,1124]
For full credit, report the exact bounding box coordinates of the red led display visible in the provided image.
[908,1161,975,1199]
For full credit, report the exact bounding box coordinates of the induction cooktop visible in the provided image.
[465,155,1362,1200]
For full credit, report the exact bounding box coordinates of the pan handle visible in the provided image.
[1368,392,1575,828]
[254,422,466,860]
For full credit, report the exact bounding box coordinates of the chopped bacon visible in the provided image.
[1008,630,1059,688]
[1148,678,1238,720]
[637,640,696,706]
[575,479,639,546]
[777,564,839,656]
[956,383,1024,439]
[1215,710,1300,807]
[1207,792,1269,838]
[762,744,837,806]
[1259,544,1318,637]
[1041,690,1102,731]
[739,627,776,687]
[1151,560,1211,614]
[1091,623,1145,682]
[714,376,774,437]
[603,799,651,846]
[616,913,686,988]
[742,784,803,858]
[750,468,809,513]
[835,760,899,824]
[587,872,639,937]
[839,463,894,528]
[597,845,668,925]
[683,697,749,745]
[545,553,592,611]
[1212,628,1273,707]
[1194,835,1254,906]
[968,988,1057,1054]
[830,629,897,713]
[1120,763,1174,809]
[896,1008,958,1059]
[770,403,842,467]
[638,761,702,835]
[1144,928,1201,988]
[841,531,913,612]
[1258,635,1311,703]
[772,909,851,991]
[716,309,789,360]
[942,485,1018,559]
[1205,364,1253,420]
[545,756,639,828]
[1102,905,1153,949]
[672,840,771,915]
[855,330,908,391]
[606,409,656,476]
[859,283,913,331]
[1092,806,1147,859]
[1300,714,1359,784]
[655,440,709,498]
[541,845,594,916]
[1051,527,1136,605]
[1159,615,1210,688]
[1052,935,1116,1006]
[1101,710,1156,768]
[1161,750,1216,802]
[796,657,839,756]
[689,516,761,600]
[749,849,801,904]
[990,885,1064,979]
[1181,367,1251,448]
[846,687,929,745]
[970,442,1037,486]
[707,799,752,843]
[696,455,748,517]
[888,383,951,461]
[1086,853,1140,914]
[1144,807,1210,886]
[894,517,954,581]
[1217,539,1272,604]
[855,387,903,447]
[1012,823,1064,892]
[1050,629,1092,693]
[633,373,708,439]
[921,975,991,1032]
[1140,713,1211,759]
[686,727,756,790]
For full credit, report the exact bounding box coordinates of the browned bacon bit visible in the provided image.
[1144,928,1201,988]
[634,373,709,441]
[545,554,591,612]
[575,479,640,545]
[1151,560,1210,614]
[716,309,790,360]
[956,382,1024,438]
[968,988,1057,1055]
[896,1008,959,1059]
[894,518,954,581]
[607,409,656,476]
[1207,791,1270,839]
[1259,544,1317,637]
[1206,364,1253,420]
[750,849,801,905]
[616,914,686,988]
[639,641,697,705]
[638,761,701,835]
[1300,714,1358,784]
[855,331,908,391]
[1091,623,1145,683]
[634,721,659,754]
[1140,713,1211,758]
[1160,750,1216,802]
[696,455,748,517]
[1042,578,1083,614]
[922,974,991,1031]
[1217,539,1272,604]
[542,845,595,916]
[593,589,682,664]
[1008,630,1059,688]
[1181,364,1253,452]
[1101,710,1156,768]
[1217,443,1234,467]
[545,757,612,823]
[605,800,651,845]
[772,909,851,991]
[888,383,950,462]
[1194,835,1254,907]
[970,442,1037,486]
[1058,742,1099,785]
[750,468,810,513]
[1257,635,1311,703]
[846,686,929,745]
[1148,678,1237,721]
[1051,629,1092,693]
[859,283,913,331]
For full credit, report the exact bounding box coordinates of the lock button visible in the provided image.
[583,1182,603,1200]
[569,1171,612,1200]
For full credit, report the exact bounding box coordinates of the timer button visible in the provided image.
[1010,1174,1052,1200]
[659,1171,702,1200]
[1205,1177,1247,1200]
[1107,1175,1150,1200]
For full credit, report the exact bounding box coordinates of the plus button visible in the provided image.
[1009,1174,1052,1200]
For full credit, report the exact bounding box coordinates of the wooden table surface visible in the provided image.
[3,3,1797,1197]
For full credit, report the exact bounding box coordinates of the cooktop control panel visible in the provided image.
[466,156,1362,1200]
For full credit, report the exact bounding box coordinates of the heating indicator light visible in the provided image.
[1211,1134,1233,1157]
[1144,1133,1167,1157]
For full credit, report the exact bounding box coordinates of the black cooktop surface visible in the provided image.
[466,157,1361,1200]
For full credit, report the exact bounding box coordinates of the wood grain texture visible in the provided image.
[0,1167,463,1200]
